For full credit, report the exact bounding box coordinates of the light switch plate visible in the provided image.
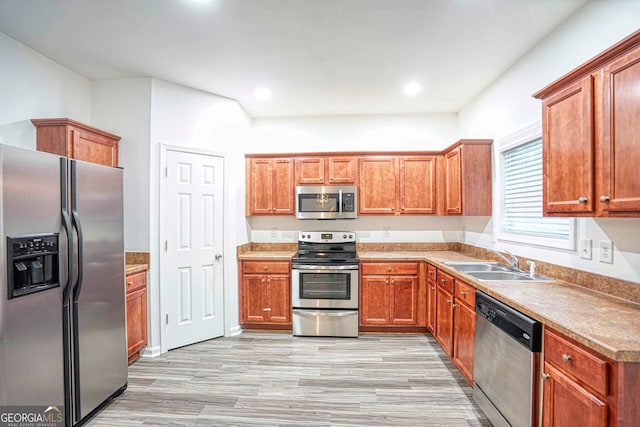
[383,227,391,238]
[579,239,592,260]
[599,240,613,264]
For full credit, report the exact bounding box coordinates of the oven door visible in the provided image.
[291,265,359,309]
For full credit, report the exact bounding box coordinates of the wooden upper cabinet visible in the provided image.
[534,29,640,217]
[31,118,121,167]
[295,156,357,185]
[359,156,397,214]
[443,141,492,216]
[246,158,294,216]
[542,77,595,215]
[599,46,640,215]
[399,156,437,214]
[359,155,439,215]
[444,148,462,215]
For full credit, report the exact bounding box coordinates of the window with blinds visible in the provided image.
[501,138,571,241]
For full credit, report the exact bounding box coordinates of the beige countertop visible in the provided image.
[238,250,298,261]
[362,250,640,362]
[125,263,149,275]
[240,249,640,362]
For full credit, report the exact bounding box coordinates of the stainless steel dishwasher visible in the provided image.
[473,290,542,427]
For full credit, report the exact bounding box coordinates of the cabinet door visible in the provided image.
[272,159,294,214]
[399,156,437,214]
[249,159,273,215]
[542,362,607,427]
[295,157,325,185]
[426,265,437,333]
[126,286,147,364]
[389,276,418,325]
[444,148,462,215]
[71,126,119,167]
[453,300,475,385]
[360,276,390,325]
[358,157,397,214]
[542,76,595,215]
[265,274,291,324]
[328,156,357,184]
[599,47,640,214]
[243,274,267,323]
[435,287,454,357]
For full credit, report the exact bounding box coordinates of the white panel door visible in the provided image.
[165,149,224,350]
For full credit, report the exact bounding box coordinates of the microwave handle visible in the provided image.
[339,189,343,214]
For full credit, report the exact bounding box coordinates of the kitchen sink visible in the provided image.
[443,262,515,272]
[444,262,554,282]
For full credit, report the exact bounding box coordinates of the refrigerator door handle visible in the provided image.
[71,160,84,303]
[60,158,73,305]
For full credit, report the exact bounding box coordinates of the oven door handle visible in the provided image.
[294,310,356,317]
[292,265,358,271]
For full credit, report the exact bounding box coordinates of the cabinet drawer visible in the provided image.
[544,329,609,396]
[427,263,437,284]
[454,280,475,307]
[126,271,147,293]
[361,262,419,276]
[243,261,290,274]
[436,270,454,293]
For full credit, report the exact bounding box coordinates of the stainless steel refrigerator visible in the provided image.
[0,144,127,426]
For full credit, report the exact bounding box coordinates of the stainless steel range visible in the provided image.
[291,231,359,337]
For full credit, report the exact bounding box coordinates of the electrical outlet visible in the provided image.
[383,227,391,238]
[599,240,613,264]
[270,227,278,238]
[579,239,592,260]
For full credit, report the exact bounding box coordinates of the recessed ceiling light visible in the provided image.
[404,82,422,96]
[254,87,271,102]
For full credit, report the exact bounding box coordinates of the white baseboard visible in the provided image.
[140,345,161,358]
[227,325,242,337]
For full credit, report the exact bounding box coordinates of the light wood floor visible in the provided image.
[89,332,491,426]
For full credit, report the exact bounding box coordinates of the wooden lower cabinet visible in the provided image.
[239,261,291,329]
[435,286,454,356]
[542,327,640,427]
[426,264,437,333]
[452,279,475,386]
[360,261,425,331]
[126,270,148,365]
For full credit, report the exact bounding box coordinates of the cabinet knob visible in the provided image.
[441,279,446,283]
[461,291,467,296]
[391,280,395,284]
[264,266,268,271]
[261,279,265,283]
[387,267,392,272]
[562,354,573,363]
[431,286,436,290]
[578,197,588,204]
[600,195,610,202]
[385,280,389,284]
[446,299,452,304]
[542,373,550,380]
[127,282,133,286]
[452,303,458,308]
[263,307,271,312]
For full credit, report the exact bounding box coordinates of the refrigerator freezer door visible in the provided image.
[0,145,65,408]
[71,159,127,423]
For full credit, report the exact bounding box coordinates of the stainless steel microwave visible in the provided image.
[295,185,357,219]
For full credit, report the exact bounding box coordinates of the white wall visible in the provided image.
[458,0,640,283]
[148,79,252,351]
[91,78,153,252]
[251,113,458,153]
[0,32,90,148]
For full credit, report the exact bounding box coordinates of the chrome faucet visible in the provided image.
[526,260,536,277]
[489,249,519,269]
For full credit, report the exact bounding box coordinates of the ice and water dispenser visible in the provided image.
[6,234,59,299]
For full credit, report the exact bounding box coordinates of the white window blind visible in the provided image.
[502,138,570,240]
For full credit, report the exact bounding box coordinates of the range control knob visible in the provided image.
[343,234,347,238]
[349,234,353,239]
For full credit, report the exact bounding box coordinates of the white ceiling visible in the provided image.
[0,0,589,118]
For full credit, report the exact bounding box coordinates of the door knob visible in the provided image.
[215,253,223,261]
